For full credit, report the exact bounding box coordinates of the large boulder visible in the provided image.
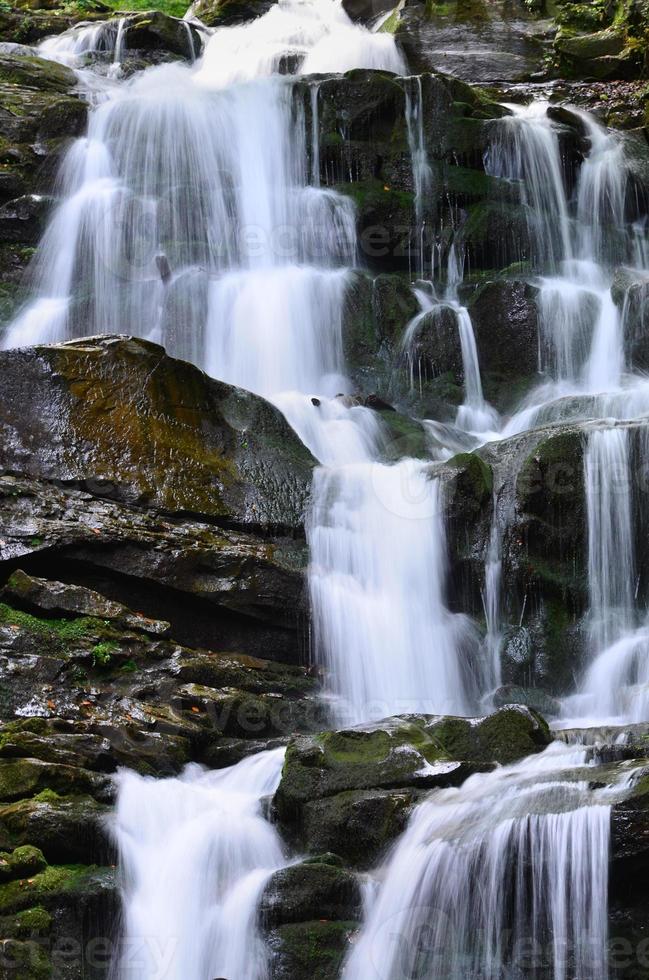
[0,336,315,528]
[467,277,541,410]
[274,709,551,860]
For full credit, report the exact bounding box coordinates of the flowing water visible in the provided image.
[344,742,632,980]
[6,1,649,975]
[111,749,286,980]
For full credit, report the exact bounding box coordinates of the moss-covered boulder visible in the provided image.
[266,920,357,980]
[260,859,362,928]
[274,709,550,856]
[186,0,274,26]
[467,277,541,410]
[0,793,111,865]
[118,11,201,59]
[0,336,315,529]
[299,787,418,867]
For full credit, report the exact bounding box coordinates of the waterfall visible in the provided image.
[308,458,483,723]
[558,426,640,725]
[585,427,635,654]
[485,101,572,272]
[405,75,433,277]
[403,246,498,435]
[111,749,287,980]
[344,743,613,980]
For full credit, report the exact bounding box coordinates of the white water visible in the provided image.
[6,6,649,976]
[344,742,619,980]
[111,749,286,980]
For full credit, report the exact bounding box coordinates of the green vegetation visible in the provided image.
[103,0,190,18]
[0,603,106,653]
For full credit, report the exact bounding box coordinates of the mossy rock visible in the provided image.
[260,860,362,928]
[300,788,418,867]
[0,793,110,865]
[0,862,114,915]
[266,919,357,980]
[274,708,550,825]
[0,758,108,804]
[0,336,315,529]
[186,0,274,26]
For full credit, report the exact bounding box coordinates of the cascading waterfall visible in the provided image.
[344,743,615,980]
[585,427,635,653]
[7,3,649,975]
[405,75,433,277]
[403,245,497,435]
[111,749,287,980]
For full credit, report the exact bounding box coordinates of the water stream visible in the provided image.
[4,1,649,975]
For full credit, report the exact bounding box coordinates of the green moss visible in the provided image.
[271,920,357,979]
[0,863,105,914]
[378,5,400,32]
[319,730,392,765]
[99,0,189,16]
[32,790,61,804]
[0,601,107,653]
[447,452,493,495]
[14,906,51,935]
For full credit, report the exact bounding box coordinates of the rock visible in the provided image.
[612,265,649,370]
[0,758,110,805]
[467,277,541,410]
[187,0,274,27]
[457,202,532,272]
[493,684,561,716]
[555,27,640,80]
[119,11,201,59]
[611,770,649,886]
[342,0,396,22]
[0,793,111,865]
[0,336,315,529]
[395,0,552,82]
[401,303,464,385]
[0,474,308,663]
[3,569,171,636]
[0,845,47,880]
[266,920,357,980]
[0,55,86,243]
[260,860,362,928]
[274,709,551,849]
[300,788,418,867]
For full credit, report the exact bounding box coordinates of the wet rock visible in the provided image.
[0,55,86,238]
[0,336,315,529]
[3,569,171,636]
[0,793,111,865]
[612,265,649,370]
[186,0,274,27]
[0,758,110,805]
[300,788,418,867]
[395,0,551,83]
[493,684,561,716]
[274,709,551,845]
[118,11,201,60]
[266,920,357,980]
[0,471,308,653]
[456,201,532,272]
[260,859,362,928]
[467,277,541,410]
